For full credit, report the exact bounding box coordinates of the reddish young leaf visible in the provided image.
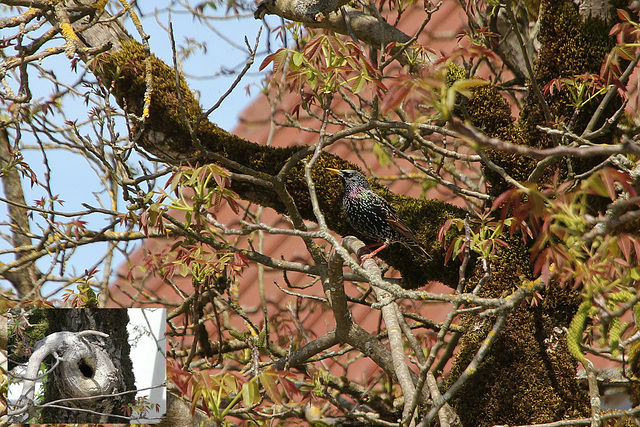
[618,234,632,261]
[380,84,411,112]
[436,218,455,245]
[617,9,632,23]
[259,371,282,405]
[632,239,640,264]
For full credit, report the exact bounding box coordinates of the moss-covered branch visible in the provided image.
[91,28,464,288]
[27,1,631,425]
[445,1,627,425]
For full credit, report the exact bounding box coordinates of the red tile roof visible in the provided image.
[108,0,631,401]
[108,0,523,381]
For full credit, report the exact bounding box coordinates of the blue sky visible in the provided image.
[138,3,270,130]
[0,2,281,297]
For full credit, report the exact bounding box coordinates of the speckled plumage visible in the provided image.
[327,168,431,261]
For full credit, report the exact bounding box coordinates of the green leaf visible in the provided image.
[352,74,366,94]
[222,373,239,394]
[567,300,593,363]
[258,371,282,405]
[372,143,391,167]
[450,78,488,97]
[242,379,260,406]
[292,51,304,68]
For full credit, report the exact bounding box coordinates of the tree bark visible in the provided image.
[39,0,463,288]
[40,309,135,424]
[2,0,627,425]
[0,129,38,298]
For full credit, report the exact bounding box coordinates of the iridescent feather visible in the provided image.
[327,168,431,262]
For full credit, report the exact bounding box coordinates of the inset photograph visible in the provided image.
[7,308,165,424]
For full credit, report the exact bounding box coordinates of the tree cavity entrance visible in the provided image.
[78,358,94,378]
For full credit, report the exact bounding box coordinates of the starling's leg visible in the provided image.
[356,243,381,259]
[359,243,388,264]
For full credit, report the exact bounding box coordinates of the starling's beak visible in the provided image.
[326,167,342,176]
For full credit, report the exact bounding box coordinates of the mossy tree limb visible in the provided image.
[446,1,628,425]
[18,0,631,425]
[88,22,465,287]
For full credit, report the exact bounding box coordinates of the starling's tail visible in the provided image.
[405,241,432,261]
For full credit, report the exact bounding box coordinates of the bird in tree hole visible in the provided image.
[327,168,432,263]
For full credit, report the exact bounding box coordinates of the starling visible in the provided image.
[327,168,431,262]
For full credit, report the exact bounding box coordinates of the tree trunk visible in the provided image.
[40,309,135,423]
[5,0,625,425]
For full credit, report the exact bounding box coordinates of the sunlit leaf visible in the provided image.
[242,379,260,406]
[258,371,282,405]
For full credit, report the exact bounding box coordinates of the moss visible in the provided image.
[100,42,304,176]
[484,150,538,196]
[535,2,613,84]
[449,287,589,426]
[519,0,619,142]
[446,63,467,86]
[462,84,531,196]
[506,0,623,195]
[447,227,588,425]
[98,41,197,154]
[447,241,592,425]
[464,85,515,141]
[390,196,465,288]
[97,41,294,169]
[8,309,49,370]
[541,13,615,136]
[482,0,623,196]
